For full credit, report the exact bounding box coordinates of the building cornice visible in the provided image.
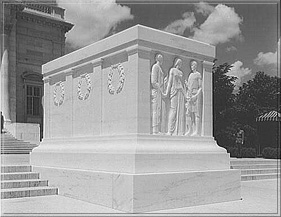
[17,10,73,33]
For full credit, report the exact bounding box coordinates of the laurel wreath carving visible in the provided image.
[53,82,65,106]
[77,73,92,100]
[108,63,125,95]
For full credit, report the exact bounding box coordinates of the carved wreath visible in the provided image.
[77,73,92,100]
[108,63,125,95]
[53,82,65,106]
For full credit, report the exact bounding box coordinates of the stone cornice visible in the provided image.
[43,25,217,77]
[21,70,43,82]
[126,45,151,59]
[17,9,73,33]
[4,3,25,13]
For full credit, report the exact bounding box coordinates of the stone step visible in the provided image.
[241,168,280,175]
[241,173,280,181]
[1,132,37,154]
[230,159,280,165]
[1,165,32,173]
[1,144,38,154]
[1,172,39,181]
[1,141,31,145]
[231,164,278,170]
[0,133,18,141]
[1,179,48,189]
[1,138,21,141]
[1,140,33,145]
[1,146,36,149]
[1,186,58,199]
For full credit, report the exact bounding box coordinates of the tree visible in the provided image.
[213,68,280,149]
[236,71,280,117]
[234,72,280,149]
[212,62,237,148]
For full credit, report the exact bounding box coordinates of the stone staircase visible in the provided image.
[230,158,280,181]
[1,132,58,199]
[1,132,38,154]
[1,165,58,199]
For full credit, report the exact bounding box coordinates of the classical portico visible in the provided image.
[0,2,73,144]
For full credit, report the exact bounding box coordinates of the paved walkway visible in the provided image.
[1,179,280,216]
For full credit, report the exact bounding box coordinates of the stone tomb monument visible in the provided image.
[31,25,241,213]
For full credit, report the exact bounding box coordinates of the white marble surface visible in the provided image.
[32,135,230,173]
[1,154,30,165]
[131,170,241,212]
[33,166,241,213]
[32,152,230,173]
[2,179,278,214]
[112,174,133,211]
[33,166,113,208]
[34,135,227,154]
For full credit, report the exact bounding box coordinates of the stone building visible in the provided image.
[1,1,73,139]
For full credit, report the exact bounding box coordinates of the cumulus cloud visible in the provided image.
[163,3,243,45]
[194,1,215,16]
[57,0,133,48]
[254,51,277,65]
[164,12,196,35]
[254,38,280,66]
[192,4,243,45]
[226,45,238,52]
[227,60,252,90]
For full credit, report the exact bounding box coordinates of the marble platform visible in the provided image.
[34,165,240,213]
[32,134,241,212]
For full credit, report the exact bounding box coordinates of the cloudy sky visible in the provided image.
[57,0,280,90]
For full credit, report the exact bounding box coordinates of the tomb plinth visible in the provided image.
[31,25,241,213]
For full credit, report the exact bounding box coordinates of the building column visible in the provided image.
[202,60,214,137]
[1,32,11,123]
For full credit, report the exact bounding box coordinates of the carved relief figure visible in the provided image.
[185,60,202,136]
[151,54,166,134]
[164,58,186,135]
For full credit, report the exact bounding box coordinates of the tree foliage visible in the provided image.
[213,64,280,150]
[212,62,237,147]
[236,71,280,115]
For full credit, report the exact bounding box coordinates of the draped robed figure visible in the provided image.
[164,58,186,136]
[151,54,167,134]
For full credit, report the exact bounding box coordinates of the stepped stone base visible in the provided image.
[33,166,241,213]
[31,135,241,213]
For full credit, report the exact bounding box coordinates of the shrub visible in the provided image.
[241,147,256,158]
[226,147,256,158]
[262,147,281,159]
